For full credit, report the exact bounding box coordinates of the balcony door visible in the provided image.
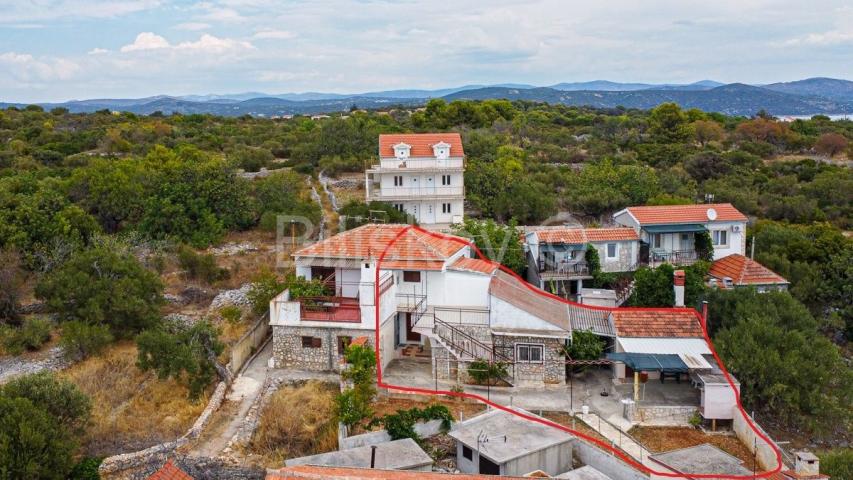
[405,312,421,342]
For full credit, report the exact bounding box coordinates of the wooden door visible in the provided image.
[405,312,421,342]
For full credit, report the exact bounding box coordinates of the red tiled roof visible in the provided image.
[381,259,446,271]
[294,224,468,262]
[535,228,639,244]
[379,133,464,158]
[449,257,499,275]
[709,254,788,286]
[350,336,369,347]
[625,203,747,225]
[148,460,193,480]
[270,465,513,479]
[611,310,704,338]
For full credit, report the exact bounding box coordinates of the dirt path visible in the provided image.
[0,346,70,384]
[310,172,339,237]
[190,340,273,458]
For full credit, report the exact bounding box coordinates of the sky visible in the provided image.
[1,0,852,102]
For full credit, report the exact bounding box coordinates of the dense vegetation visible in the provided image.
[0,100,850,448]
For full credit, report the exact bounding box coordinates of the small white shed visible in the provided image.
[697,373,740,420]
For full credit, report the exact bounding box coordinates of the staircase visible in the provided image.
[431,318,515,385]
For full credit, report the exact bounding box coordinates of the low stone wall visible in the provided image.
[272,325,373,371]
[629,405,697,425]
[99,381,228,476]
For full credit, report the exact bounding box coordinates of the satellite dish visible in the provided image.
[707,208,718,221]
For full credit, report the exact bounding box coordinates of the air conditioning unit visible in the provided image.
[731,225,741,233]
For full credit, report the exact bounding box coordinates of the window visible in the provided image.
[442,203,451,214]
[680,233,689,242]
[393,203,404,212]
[713,229,728,246]
[302,336,321,348]
[441,174,451,186]
[653,233,662,249]
[403,271,421,283]
[462,445,473,461]
[606,243,617,259]
[337,336,352,355]
[393,175,403,186]
[516,344,544,363]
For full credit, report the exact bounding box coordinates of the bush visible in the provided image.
[219,305,243,324]
[60,320,113,360]
[0,371,92,435]
[69,457,102,480]
[247,269,286,315]
[467,358,509,385]
[0,396,77,479]
[177,245,229,283]
[819,449,852,480]
[1,317,52,354]
[367,405,453,442]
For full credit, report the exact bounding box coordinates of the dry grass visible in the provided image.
[371,395,487,422]
[630,426,757,471]
[60,342,208,457]
[248,381,339,465]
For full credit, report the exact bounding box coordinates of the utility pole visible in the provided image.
[750,235,756,260]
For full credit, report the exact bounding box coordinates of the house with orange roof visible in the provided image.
[524,227,640,299]
[365,133,465,227]
[708,254,789,292]
[613,203,747,265]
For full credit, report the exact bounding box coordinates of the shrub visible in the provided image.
[819,449,852,480]
[177,245,229,283]
[60,320,113,360]
[69,457,102,480]
[0,371,92,435]
[219,305,243,324]
[368,405,453,442]
[1,317,52,354]
[565,330,604,361]
[247,269,286,315]
[466,358,509,385]
[0,396,77,479]
[335,387,373,430]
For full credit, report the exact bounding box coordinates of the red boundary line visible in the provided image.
[371,224,783,479]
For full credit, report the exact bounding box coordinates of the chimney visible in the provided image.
[673,270,686,307]
[370,445,377,468]
[794,451,821,477]
[701,301,709,332]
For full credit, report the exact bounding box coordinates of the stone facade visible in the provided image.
[272,325,374,371]
[492,335,566,385]
[627,404,698,425]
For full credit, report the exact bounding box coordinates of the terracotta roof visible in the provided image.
[709,254,788,286]
[382,259,446,271]
[489,270,570,330]
[270,466,511,479]
[350,336,369,347]
[148,460,193,480]
[294,224,468,262]
[379,133,464,158]
[535,227,639,244]
[449,257,499,275]
[611,310,704,338]
[624,203,747,225]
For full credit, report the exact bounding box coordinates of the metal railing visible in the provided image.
[299,296,361,323]
[368,185,464,199]
[432,306,490,325]
[539,258,590,276]
[648,249,698,266]
[433,318,512,364]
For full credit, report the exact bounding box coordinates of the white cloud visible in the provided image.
[0,52,79,81]
[252,29,297,40]
[0,0,161,23]
[782,30,853,46]
[120,32,170,52]
[88,47,110,55]
[174,34,254,53]
[174,22,211,31]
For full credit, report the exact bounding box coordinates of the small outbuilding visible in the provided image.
[448,407,574,476]
[284,438,433,471]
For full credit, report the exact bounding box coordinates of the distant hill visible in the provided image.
[763,77,853,102]
[444,83,853,116]
[4,78,853,117]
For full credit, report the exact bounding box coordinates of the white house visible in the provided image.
[366,133,465,227]
[613,203,747,265]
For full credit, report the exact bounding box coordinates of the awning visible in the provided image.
[643,224,707,233]
[606,352,689,372]
[617,338,711,356]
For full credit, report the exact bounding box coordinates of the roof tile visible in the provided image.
[611,310,704,338]
[535,228,639,244]
[379,133,464,158]
[148,460,193,480]
[449,257,499,275]
[625,203,747,225]
[709,254,788,286]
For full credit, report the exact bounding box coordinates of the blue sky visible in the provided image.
[1,0,852,102]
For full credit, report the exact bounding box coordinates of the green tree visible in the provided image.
[565,330,604,360]
[629,264,675,307]
[60,320,113,360]
[648,103,691,143]
[36,247,163,337]
[452,219,525,275]
[0,372,91,435]
[135,320,226,399]
[0,250,23,325]
[0,397,77,479]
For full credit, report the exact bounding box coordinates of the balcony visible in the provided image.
[646,249,698,267]
[538,259,591,279]
[299,296,361,323]
[367,157,464,172]
[366,185,464,201]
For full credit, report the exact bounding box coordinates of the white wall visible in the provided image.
[706,221,746,258]
[702,383,740,420]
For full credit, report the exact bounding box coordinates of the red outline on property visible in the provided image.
[371,224,784,480]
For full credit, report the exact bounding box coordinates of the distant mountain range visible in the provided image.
[3,77,853,117]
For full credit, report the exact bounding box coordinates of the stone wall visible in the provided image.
[628,405,697,425]
[99,381,228,477]
[733,410,789,471]
[492,335,565,385]
[272,325,374,371]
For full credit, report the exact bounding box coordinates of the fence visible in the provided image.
[229,312,271,374]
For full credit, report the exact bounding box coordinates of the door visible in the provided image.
[478,455,501,475]
[405,312,421,342]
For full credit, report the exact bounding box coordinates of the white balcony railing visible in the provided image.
[368,185,464,199]
[371,157,464,171]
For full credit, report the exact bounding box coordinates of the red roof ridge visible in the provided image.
[709,254,788,286]
[148,460,194,480]
[624,203,747,224]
